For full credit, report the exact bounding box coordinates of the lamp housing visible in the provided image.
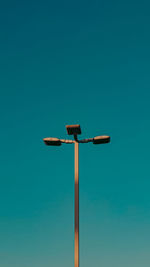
[93,136,110,145]
[43,137,61,146]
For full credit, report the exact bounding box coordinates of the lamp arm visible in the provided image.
[78,138,93,143]
[60,139,75,144]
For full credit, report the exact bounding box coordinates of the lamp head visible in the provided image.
[43,137,61,146]
[93,136,110,145]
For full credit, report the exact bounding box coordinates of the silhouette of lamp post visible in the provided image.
[43,124,110,267]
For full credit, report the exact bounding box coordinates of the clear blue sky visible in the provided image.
[0,0,150,266]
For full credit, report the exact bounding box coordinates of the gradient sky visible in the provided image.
[1,0,150,266]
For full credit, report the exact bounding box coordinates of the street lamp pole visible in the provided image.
[43,124,110,267]
[74,140,79,267]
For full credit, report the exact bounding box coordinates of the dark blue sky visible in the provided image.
[0,0,150,266]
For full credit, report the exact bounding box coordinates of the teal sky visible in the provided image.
[1,0,150,266]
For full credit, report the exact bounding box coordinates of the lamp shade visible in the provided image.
[43,137,61,146]
[93,136,110,144]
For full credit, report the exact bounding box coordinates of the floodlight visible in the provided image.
[66,125,81,135]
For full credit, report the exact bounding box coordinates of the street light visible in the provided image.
[43,124,110,267]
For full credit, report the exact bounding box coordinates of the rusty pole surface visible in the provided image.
[74,141,79,267]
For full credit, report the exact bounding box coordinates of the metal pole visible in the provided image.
[74,141,79,267]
